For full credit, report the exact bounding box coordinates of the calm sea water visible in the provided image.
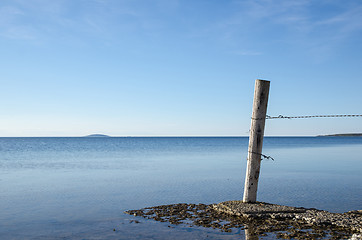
[0,137,361,239]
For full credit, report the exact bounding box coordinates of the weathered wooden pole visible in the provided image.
[243,79,270,203]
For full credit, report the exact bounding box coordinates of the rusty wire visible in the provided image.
[249,114,362,162]
[248,151,275,161]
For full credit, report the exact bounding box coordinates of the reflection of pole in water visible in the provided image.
[244,224,259,240]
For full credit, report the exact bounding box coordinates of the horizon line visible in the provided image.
[0,135,323,138]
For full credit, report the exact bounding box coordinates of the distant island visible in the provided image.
[84,134,111,138]
[318,133,362,137]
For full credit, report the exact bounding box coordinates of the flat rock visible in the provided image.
[213,201,362,233]
[212,201,306,216]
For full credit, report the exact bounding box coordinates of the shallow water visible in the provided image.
[0,137,361,239]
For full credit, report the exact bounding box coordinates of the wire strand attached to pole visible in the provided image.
[266,114,362,120]
[248,151,274,161]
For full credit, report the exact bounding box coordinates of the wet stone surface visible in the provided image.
[125,201,362,240]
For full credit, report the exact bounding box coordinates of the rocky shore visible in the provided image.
[125,201,362,239]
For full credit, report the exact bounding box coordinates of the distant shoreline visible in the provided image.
[318,133,362,137]
[83,134,111,138]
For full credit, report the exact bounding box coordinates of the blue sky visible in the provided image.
[1,0,362,136]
